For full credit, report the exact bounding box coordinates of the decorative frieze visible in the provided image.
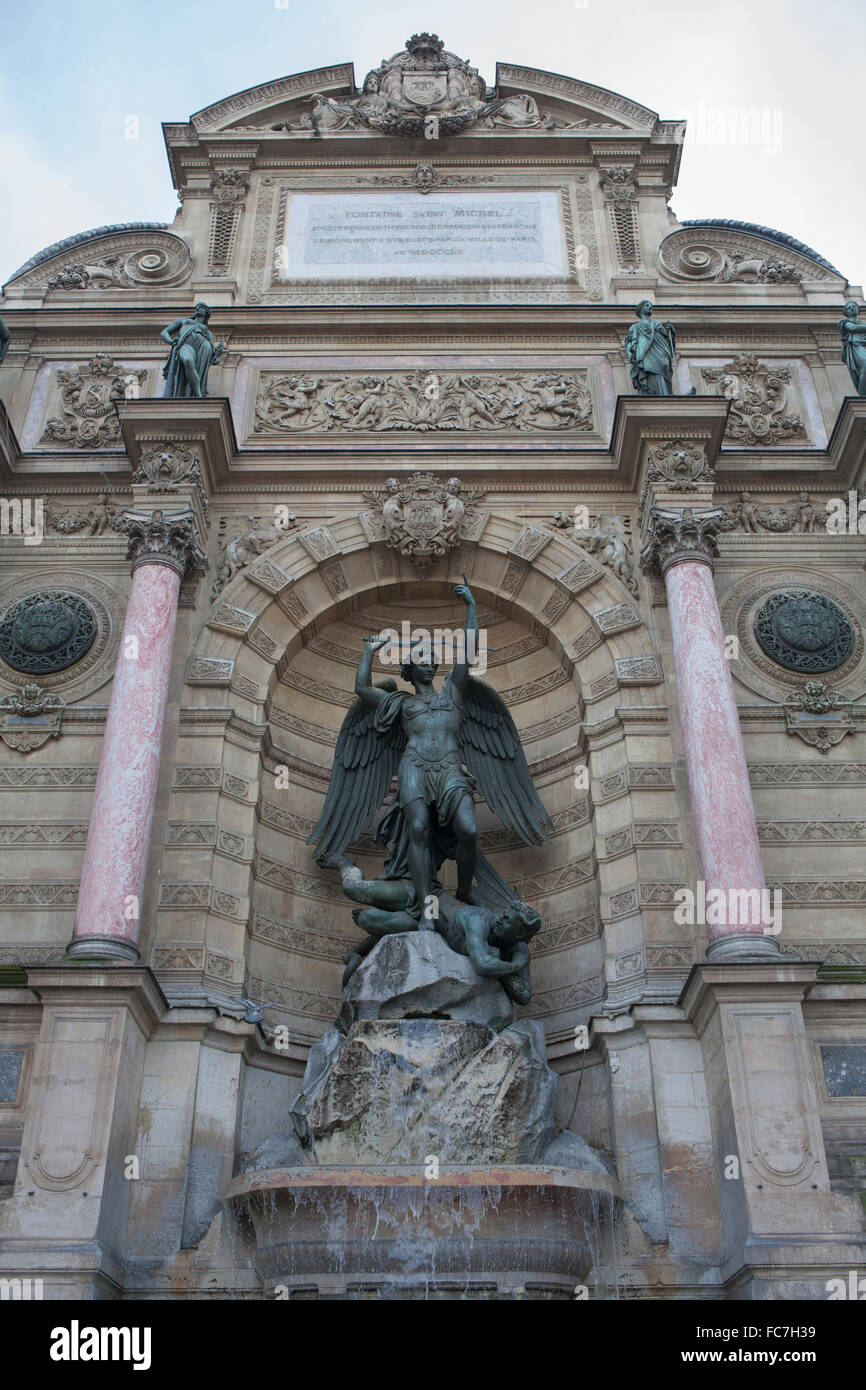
[0,883,77,906]
[254,369,594,434]
[0,765,97,788]
[46,495,120,537]
[249,910,348,961]
[173,766,222,788]
[243,972,338,1021]
[535,910,601,955]
[186,656,234,685]
[0,822,87,846]
[759,820,866,843]
[614,656,663,686]
[718,491,825,534]
[527,972,606,1018]
[749,762,866,786]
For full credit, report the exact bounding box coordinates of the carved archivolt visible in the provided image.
[253,369,594,434]
[10,230,192,292]
[658,227,836,287]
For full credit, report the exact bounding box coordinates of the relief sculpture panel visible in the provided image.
[252,368,595,435]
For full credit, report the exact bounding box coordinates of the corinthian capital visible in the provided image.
[120,507,207,579]
[640,505,722,576]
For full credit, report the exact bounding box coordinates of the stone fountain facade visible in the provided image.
[0,35,865,1300]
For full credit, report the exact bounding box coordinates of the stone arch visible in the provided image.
[156,513,672,1054]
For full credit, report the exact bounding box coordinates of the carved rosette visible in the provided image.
[641,506,723,576]
[120,508,207,579]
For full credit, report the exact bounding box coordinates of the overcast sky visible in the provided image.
[2,0,863,288]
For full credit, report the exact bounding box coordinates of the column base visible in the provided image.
[66,936,140,963]
[705,932,783,963]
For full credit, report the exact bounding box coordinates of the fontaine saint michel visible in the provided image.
[0,32,864,1301]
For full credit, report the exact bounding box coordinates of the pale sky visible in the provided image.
[2,0,864,287]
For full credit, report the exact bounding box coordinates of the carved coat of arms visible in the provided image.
[282,33,584,139]
[362,474,486,570]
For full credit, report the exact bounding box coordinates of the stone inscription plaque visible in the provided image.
[0,1049,24,1102]
[280,190,567,280]
[821,1044,866,1097]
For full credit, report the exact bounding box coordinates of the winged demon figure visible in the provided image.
[308,578,552,993]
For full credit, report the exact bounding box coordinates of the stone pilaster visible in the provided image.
[0,968,165,1299]
[682,964,864,1297]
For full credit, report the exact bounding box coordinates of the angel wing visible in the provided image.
[307,682,406,859]
[459,678,552,845]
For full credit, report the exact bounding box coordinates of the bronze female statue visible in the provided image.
[160,302,224,398]
[839,301,866,396]
[625,300,678,396]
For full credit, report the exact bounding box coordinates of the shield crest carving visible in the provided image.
[401,72,448,108]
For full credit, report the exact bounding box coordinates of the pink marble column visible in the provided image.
[647,507,780,959]
[68,510,203,960]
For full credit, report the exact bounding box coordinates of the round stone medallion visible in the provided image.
[753,591,854,674]
[0,592,97,674]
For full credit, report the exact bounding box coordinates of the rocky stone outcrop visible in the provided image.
[290,1016,556,1165]
[338,931,514,1032]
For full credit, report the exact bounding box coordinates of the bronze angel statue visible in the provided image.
[308,578,551,999]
